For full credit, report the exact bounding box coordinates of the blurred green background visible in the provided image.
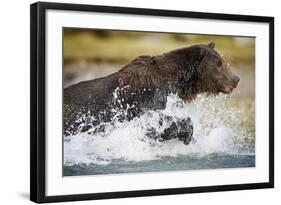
[63,28,255,139]
[64,28,255,65]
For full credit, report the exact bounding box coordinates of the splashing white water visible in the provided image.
[64,94,254,166]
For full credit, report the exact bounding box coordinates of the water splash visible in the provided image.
[64,93,255,166]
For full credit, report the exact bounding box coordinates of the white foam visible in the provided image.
[64,94,255,165]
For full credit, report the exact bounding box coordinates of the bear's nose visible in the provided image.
[233,75,240,86]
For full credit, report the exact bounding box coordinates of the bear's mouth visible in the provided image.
[217,80,235,94]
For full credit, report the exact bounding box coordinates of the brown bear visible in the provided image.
[64,42,239,144]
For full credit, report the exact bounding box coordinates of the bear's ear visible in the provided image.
[208,42,215,49]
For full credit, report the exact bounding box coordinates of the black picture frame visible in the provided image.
[30,1,274,203]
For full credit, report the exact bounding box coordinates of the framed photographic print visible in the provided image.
[30,1,274,203]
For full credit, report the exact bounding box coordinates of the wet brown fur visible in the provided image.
[64,42,238,135]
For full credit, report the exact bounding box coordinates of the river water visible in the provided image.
[63,94,255,176]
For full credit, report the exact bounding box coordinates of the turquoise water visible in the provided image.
[64,153,255,176]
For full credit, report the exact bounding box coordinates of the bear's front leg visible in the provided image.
[145,113,193,145]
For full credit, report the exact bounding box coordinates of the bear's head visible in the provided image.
[197,42,240,94]
[173,42,240,101]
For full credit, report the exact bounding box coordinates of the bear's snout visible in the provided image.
[232,75,240,87]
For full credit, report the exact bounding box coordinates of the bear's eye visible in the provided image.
[217,60,222,67]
